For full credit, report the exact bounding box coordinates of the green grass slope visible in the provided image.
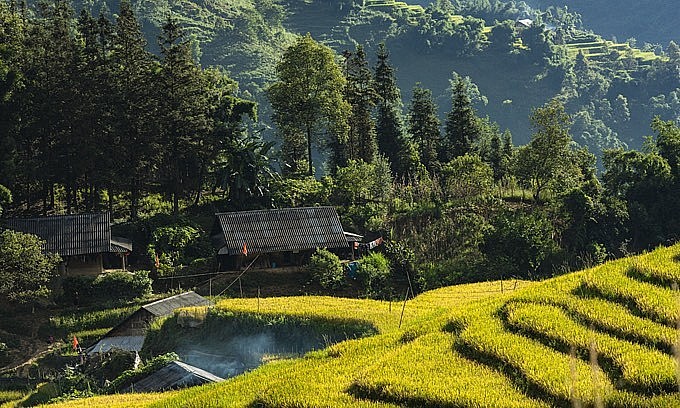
[46,244,680,407]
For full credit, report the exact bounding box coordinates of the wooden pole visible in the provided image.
[239,278,243,298]
[209,278,212,297]
[257,287,261,313]
[399,287,410,328]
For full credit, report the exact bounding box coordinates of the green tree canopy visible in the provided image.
[0,230,61,303]
[268,34,349,176]
[514,99,581,202]
[408,84,441,172]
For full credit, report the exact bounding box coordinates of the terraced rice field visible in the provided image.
[47,245,680,407]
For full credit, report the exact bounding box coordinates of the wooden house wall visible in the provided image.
[64,254,103,276]
[107,309,155,337]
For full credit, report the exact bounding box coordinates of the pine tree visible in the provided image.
[373,43,412,176]
[408,84,441,172]
[444,74,481,161]
[157,15,212,215]
[111,0,157,218]
[344,45,379,165]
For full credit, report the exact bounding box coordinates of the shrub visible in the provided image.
[308,248,344,289]
[147,221,213,277]
[357,252,391,299]
[61,271,152,305]
[0,230,61,303]
[106,352,179,393]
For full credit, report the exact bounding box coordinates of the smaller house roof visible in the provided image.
[125,361,223,393]
[344,231,364,243]
[3,212,130,256]
[87,335,145,355]
[88,292,212,354]
[214,207,349,256]
[142,291,212,317]
[516,18,533,28]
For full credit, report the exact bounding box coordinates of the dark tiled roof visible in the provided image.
[125,361,223,393]
[214,207,349,255]
[4,213,114,256]
[142,291,212,317]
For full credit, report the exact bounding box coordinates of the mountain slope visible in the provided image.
[47,244,680,407]
[530,0,680,45]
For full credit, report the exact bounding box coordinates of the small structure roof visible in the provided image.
[214,207,349,256]
[516,18,533,28]
[3,212,129,256]
[344,231,364,242]
[87,292,212,354]
[125,361,223,393]
[142,291,212,317]
[87,336,145,355]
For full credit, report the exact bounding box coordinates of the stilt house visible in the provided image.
[212,207,352,271]
[88,291,212,354]
[3,212,132,275]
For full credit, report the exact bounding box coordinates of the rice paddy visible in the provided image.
[43,244,680,407]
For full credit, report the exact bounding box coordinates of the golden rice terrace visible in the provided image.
[45,245,680,407]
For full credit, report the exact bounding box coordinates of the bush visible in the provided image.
[147,221,213,277]
[106,352,179,393]
[417,254,489,290]
[308,248,344,289]
[61,271,152,305]
[357,252,391,299]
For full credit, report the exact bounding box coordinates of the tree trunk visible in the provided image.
[108,185,114,217]
[307,123,313,177]
[131,184,139,220]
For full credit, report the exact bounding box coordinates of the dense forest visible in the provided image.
[2,0,680,296]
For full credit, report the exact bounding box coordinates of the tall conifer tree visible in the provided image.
[158,15,211,215]
[373,43,414,176]
[444,75,481,161]
[112,0,157,218]
[344,45,379,164]
[408,84,441,172]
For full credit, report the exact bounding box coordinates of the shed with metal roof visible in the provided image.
[211,207,351,270]
[3,212,132,275]
[124,361,223,393]
[88,291,212,355]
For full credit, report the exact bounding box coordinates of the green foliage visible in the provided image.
[343,45,379,165]
[357,252,391,298]
[333,158,393,206]
[106,352,179,393]
[443,74,483,160]
[484,211,560,278]
[417,254,488,290]
[268,34,349,176]
[308,248,345,290]
[440,154,493,202]
[408,85,441,172]
[61,271,152,305]
[514,99,583,202]
[150,225,205,271]
[271,176,333,207]
[48,306,137,336]
[0,230,61,303]
[0,184,10,216]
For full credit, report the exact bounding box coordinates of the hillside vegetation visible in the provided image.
[530,0,679,45]
[41,244,680,407]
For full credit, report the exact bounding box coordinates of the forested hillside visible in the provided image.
[529,0,679,46]
[46,0,680,151]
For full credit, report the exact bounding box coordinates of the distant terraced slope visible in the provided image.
[47,245,680,407]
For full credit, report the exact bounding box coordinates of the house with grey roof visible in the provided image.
[88,291,212,355]
[3,212,132,275]
[123,360,223,393]
[211,206,353,270]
